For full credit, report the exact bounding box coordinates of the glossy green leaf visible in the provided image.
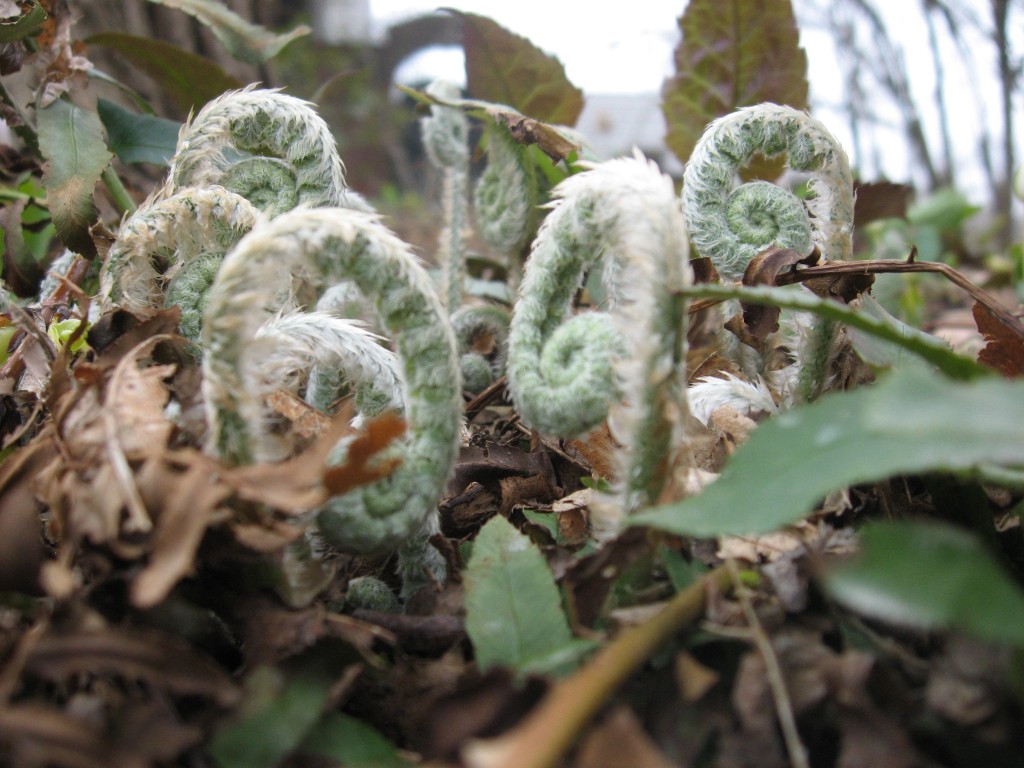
[662,0,808,166]
[825,520,1024,646]
[464,515,590,675]
[86,32,242,116]
[455,11,584,126]
[634,369,1024,538]
[0,0,47,43]
[144,0,309,64]
[37,98,112,260]
[97,99,180,166]
[680,282,988,381]
[300,713,410,768]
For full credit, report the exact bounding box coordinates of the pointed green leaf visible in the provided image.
[633,369,1024,538]
[37,98,112,259]
[210,647,345,768]
[97,98,180,166]
[301,713,410,768]
[454,11,584,126]
[825,520,1024,646]
[0,0,47,43]
[662,0,808,166]
[464,515,590,675]
[86,32,242,116]
[145,0,309,64]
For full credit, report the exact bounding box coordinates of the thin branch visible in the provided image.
[728,560,810,768]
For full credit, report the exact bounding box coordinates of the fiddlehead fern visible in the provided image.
[474,120,536,262]
[421,79,471,312]
[163,86,355,213]
[98,186,259,339]
[682,103,854,281]
[507,154,691,512]
[202,207,462,555]
[450,303,511,393]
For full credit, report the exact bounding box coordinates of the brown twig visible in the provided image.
[727,560,810,768]
[774,252,1024,338]
[464,374,509,420]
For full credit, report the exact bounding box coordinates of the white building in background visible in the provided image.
[309,0,374,45]
[575,93,682,175]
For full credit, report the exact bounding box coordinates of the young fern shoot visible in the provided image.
[421,80,471,312]
[98,186,259,339]
[162,86,360,213]
[474,121,536,268]
[507,154,691,516]
[682,103,855,406]
[202,207,462,556]
[682,103,854,280]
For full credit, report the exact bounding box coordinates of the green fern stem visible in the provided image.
[421,80,471,311]
[202,207,462,555]
[682,103,854,281]
[474,122,536,276]
[507,155,691,512]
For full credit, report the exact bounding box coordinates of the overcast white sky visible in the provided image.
[365,1,1020,205]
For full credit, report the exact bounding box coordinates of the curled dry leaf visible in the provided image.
[973,301,1024,377]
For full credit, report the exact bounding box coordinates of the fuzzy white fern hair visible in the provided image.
[201,206,462,557]
[682,103,854,281]
[507,152,692,516]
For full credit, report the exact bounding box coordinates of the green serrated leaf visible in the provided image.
[0,0,47,43]
[300,713,410,768]
[453,10,584,126]
[37,99,112,259]
[97,98,180,166]
[145,0,309,64]
[86,32,243,116]
[464,516,589,675]
[680,282,988,381]
[825,520,1024,646]
[633,368,1024,538]
[662,0,808,167]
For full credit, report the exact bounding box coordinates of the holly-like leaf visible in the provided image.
[824,520,1024,646]
[87,32,242,116]
[454,11,584,126]
[36,98,112,259]
[633,368,1024,539]
[97,98,181,166]
[464,515,592,675]
[144,0,309,64]
[662,0,808,167]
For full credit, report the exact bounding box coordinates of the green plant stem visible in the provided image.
[101,165,137,216]
[462,563,734,768]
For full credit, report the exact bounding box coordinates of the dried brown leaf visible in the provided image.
[322,410,405,496]
[130,456,231,608]
[740,246,818,339]
[573,706,678,768]
[224,410,405,511]
[973,301,1024,377]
